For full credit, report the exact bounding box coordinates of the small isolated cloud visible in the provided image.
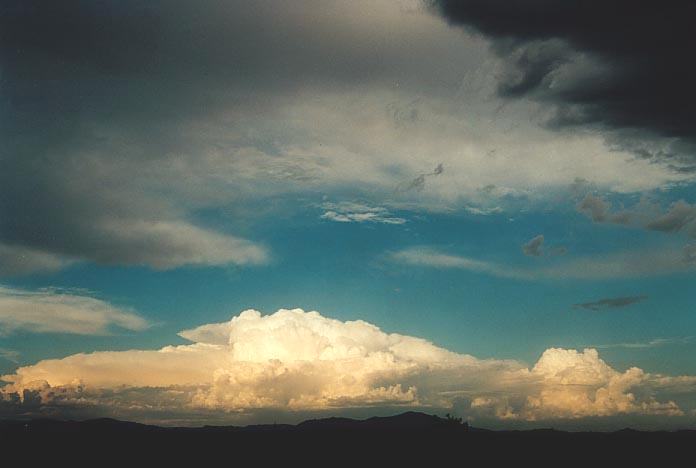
[320,202,407,225]
[1,308,693,425]
[573,296,648,311]
[391,246,696,280]
[464,205,503,216]
[0,286,149,335]
[577,194,633,225]
[594,337,693,350]
[521,234,566,258]
[522,235,545,257]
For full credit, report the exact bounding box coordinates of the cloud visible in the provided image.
[0,286,149,335]
[320,202,407,225]
[520,234,565,257]
[0,176,270,275]
[463,205,503,216]
[2,0,692,277]
[577,195,696,238]
[1,308,693,425]
[645,201,696,234]
[432,0,696,167]
[573,296,648,311]
[522,235,544,256]
[685,244,696,263]
[594,337,693,350]
[577,194,633,225]
[0,243,74,276]
[522,348,683,420]
[397,163,445,192]
[391,246,696,280]
[0,349,19,364]
[391,248,528,279]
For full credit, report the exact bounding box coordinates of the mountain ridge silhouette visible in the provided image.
[2,411,694,465]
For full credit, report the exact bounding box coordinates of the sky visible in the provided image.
[1,0,696,429]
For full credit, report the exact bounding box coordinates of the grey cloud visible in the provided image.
[645,201,696,233]
[0,243,73,276]
[522,234,566,257]
[0,164,269,273]
[3,0,688,278]
[392,247,696,280]
[577,194,633,225]
[573,295,648,311]
[577,194,696,238]
[522,235,544,257]
[398,163,445,193]
[1,0,483,275]
[433,0,696,165]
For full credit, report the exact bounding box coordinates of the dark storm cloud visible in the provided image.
[432,0,696,162]
[573,295,648,311]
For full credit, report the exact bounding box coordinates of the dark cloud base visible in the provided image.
[433,0,696,164]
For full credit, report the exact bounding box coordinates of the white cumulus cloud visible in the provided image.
[2,308,694,426]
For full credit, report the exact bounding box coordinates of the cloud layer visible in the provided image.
[2,308,694,426]
[2,0,692,276]
[391,246,696,280]
[0,286,148,335]
[433,0,696,168]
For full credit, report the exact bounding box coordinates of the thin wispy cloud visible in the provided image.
[391,247,696,280]
[464,205,503,216]
[573,295,648,311]
[593,337,693,350]
[320,202,407,225]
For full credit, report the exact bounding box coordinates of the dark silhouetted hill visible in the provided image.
[1,412,694,465]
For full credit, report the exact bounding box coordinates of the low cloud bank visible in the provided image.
[2,308,694,426]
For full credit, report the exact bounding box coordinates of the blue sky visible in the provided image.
[1,0,695,428]
[2,188,695,379]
